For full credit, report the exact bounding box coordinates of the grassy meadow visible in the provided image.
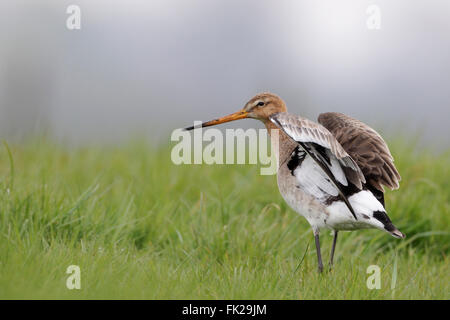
[0,137,448,299]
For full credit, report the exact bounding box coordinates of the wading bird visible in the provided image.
[184,92,404,272]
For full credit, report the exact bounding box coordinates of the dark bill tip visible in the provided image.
[183,125,195,131]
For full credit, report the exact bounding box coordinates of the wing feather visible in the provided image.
[270,112,367,220]
[318,112,401,192]
[270,112,366,188]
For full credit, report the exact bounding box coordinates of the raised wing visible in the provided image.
[270,112,366,219]
[270,113,366,187]
[318,112,401,195]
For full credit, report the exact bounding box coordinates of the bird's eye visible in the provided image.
[257,101,265,107]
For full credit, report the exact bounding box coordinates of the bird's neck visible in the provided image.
[263,120,298,169]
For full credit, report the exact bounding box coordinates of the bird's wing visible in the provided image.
[270,112,366,219]
[270,112,366,188]
[318,112,400,195]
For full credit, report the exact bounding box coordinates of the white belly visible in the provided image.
[277,161,330,231]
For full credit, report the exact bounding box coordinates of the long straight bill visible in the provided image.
[184,110,248,131]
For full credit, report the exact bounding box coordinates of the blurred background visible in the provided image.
[0,0,449,146]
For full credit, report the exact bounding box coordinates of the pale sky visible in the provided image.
[0,0,449,147]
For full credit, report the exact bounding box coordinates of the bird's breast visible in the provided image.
[277,154,330,228]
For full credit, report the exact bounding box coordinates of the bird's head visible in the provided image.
[184,92,287,130]
[243,92,287,120]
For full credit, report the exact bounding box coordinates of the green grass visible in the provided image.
[0,137,448,299]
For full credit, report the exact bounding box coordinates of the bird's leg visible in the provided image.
[314,230,323,273]
[329,230,338,269]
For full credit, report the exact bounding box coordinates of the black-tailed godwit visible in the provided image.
[185,92,404,272]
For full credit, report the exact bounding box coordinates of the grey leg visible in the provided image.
[329,230,338,268]
[314,231,323,273]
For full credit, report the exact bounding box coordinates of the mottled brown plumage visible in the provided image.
[318,112,401,192]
